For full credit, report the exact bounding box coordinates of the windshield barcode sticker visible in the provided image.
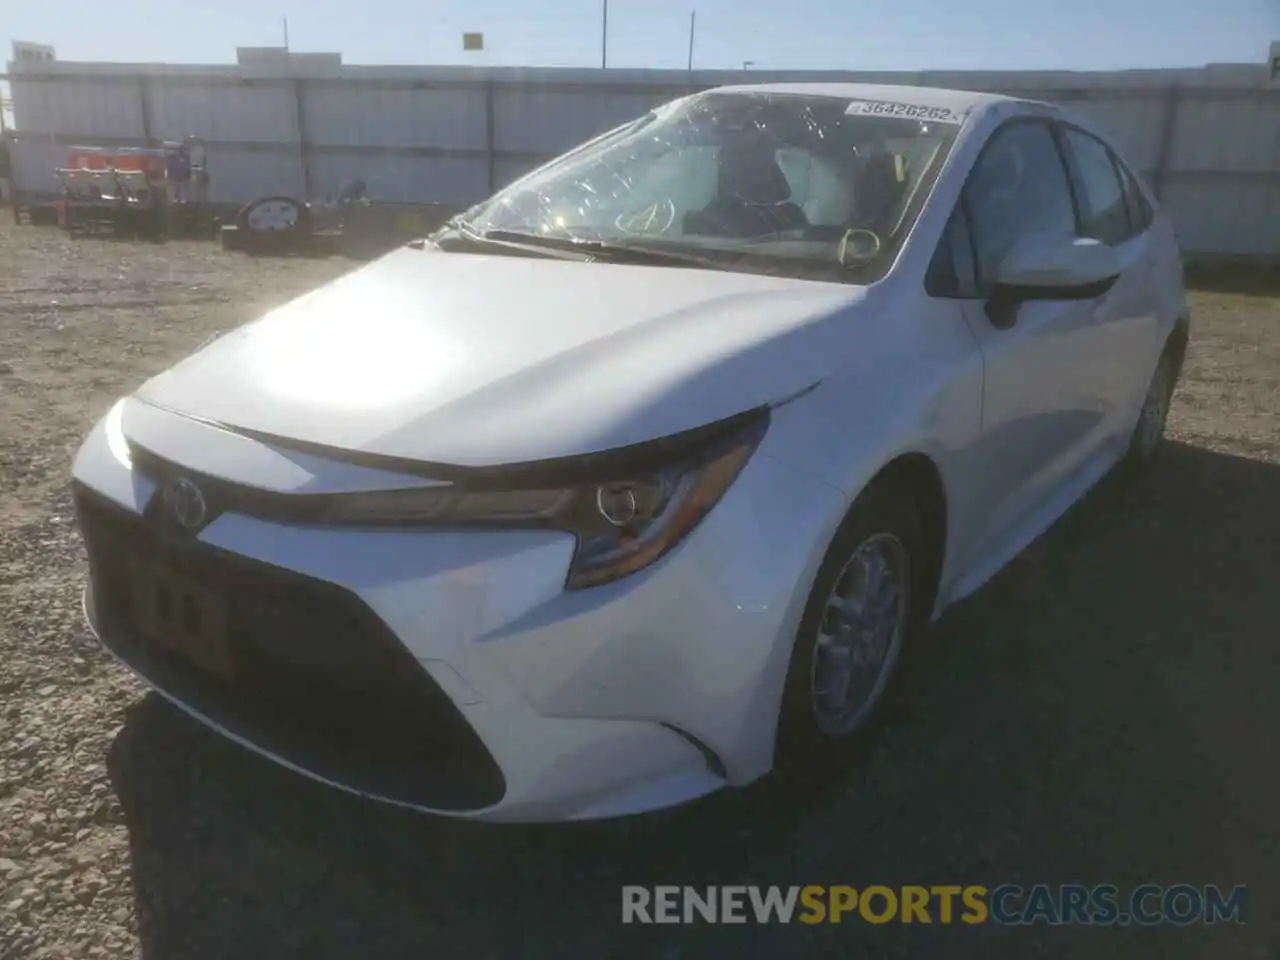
[845,100,962,123]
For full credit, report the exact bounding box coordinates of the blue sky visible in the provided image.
[5,0,1279,72]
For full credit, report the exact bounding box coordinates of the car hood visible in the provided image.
[134,248,867,467]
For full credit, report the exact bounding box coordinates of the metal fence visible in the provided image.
[4,61,1279,258]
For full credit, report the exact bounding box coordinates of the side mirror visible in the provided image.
[986,233,1122,329]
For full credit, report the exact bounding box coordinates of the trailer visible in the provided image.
[220,180,462,258]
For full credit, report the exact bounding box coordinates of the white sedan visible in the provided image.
[72,83,1189,822]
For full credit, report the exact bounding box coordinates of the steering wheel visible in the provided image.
[614,198,677,235]
[837,228,883,265]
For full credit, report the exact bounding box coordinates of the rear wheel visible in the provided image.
[773,483,927,793]
[1123,341,1180,470]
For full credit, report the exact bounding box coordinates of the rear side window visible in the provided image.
[1058,127,1131,246]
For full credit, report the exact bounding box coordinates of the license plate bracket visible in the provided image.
[131,561,234,679]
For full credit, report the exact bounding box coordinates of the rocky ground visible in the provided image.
[0,222,342,958]
[0,218,1277,959]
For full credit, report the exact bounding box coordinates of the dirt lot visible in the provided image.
[0,218,1277,959]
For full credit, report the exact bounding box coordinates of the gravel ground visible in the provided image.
[1,218,1277,959]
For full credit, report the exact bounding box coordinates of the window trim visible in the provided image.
[1115,156,1155,235]
[1114,157,1149,237]
[1047,124,1088,234]
[925,206,980,298]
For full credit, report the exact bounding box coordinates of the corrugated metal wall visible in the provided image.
[5,61,1278,257]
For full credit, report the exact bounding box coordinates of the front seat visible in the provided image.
[684,138,808,239]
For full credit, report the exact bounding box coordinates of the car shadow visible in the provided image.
[107,440,1280,959]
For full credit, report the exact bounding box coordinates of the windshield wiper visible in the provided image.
[477,231,729,270]
[437,219,740,272]
[432,219,593,261]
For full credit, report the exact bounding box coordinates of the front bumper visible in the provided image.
[78,485,509,812]
[72,413,846,822]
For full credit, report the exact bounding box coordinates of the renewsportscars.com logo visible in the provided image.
[622,884,1248,926]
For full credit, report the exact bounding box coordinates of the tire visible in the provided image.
[772,481,929,796]
[235,195,310,254]
[1121,338,1181,472]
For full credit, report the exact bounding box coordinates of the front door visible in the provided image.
[948,119,1122,570]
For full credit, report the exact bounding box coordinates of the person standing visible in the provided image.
[186,135,208,204]
[165,139,191,203]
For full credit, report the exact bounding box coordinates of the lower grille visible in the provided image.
[74,482,506,811]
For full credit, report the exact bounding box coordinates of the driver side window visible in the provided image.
[963,121,1077,294]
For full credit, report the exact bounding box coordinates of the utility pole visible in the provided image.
[601,0,608,68]
[283,17,290,50]
[687,11,696,73]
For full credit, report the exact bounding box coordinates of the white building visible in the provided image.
[3,43,1278,259]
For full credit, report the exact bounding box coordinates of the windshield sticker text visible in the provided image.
[845,100,961,123]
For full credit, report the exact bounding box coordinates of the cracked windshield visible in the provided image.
[460,92,959,279]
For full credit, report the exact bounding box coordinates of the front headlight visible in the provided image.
[317,411,769,590]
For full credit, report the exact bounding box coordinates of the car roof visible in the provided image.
[701,82,1044,122]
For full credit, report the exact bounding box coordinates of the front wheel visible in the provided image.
[773,484,926,792]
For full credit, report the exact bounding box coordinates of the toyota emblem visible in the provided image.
[161,476,208,529]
